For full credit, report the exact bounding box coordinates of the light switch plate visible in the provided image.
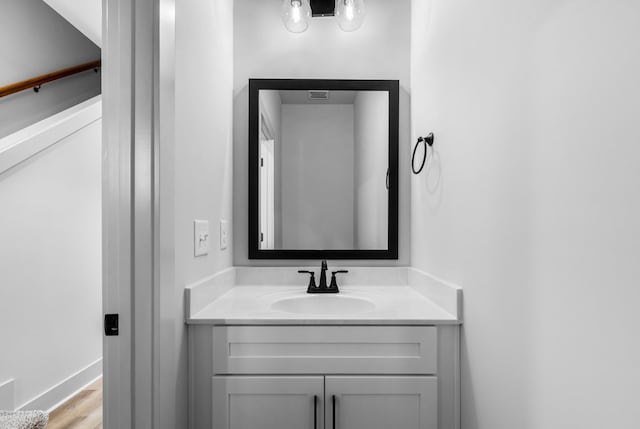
[194,220,209,257]
[220,220,229,250]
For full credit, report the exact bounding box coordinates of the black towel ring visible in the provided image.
[412,133,434,175]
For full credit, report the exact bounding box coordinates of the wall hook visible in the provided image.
[412,132,434,174]
[33,85,41,93]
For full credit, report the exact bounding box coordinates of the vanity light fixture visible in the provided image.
[281,0,366,33]
[335,0,366,32]
[281,0,312,33]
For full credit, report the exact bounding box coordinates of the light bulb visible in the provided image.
[335,0,366,32]
[281,0,311,33]
[345,3,355,21]
[292,4,302,23]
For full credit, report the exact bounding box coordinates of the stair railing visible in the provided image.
[0,60,101,98]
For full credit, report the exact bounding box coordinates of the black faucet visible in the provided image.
[318,260,328,289]
[299,260,348,294]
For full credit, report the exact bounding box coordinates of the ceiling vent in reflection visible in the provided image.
[308,90,329,100]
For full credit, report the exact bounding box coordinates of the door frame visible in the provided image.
[102,0,175,427]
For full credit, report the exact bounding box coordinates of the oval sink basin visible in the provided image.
[271,295,376,315]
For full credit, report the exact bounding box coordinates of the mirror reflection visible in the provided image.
[258,89,389,251]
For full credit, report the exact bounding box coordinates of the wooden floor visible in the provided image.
[47,378,102,429]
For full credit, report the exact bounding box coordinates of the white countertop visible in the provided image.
[187,284,460,325]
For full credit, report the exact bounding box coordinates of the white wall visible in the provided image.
[0,114,102,410]
[281,104,354,249]
[176,0,234,289]
[172,0,234,427]
[354,91,388,249]
[411,1,640,428]
[0,0,101,138]
[233,0,411,265]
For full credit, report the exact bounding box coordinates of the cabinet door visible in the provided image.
[325,376,437,429]
[212,376,324,429]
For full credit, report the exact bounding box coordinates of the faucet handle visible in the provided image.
[329,270,349,291]
[298,270,317,292]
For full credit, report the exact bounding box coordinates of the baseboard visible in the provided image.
[0,379,15,410]
[18,358,102,412]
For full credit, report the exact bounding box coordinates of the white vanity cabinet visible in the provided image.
[325,376,437,429]
[190,325,460,429]
[212,376,324,429]
[212,375,437,429]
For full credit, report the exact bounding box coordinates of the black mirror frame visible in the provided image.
[248,78,399,260]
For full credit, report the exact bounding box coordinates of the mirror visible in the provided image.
[248,79,398,259]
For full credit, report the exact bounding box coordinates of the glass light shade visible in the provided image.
[335,0,366,32]
[281,0,311,33]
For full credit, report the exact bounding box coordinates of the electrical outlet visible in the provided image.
[220,220,229,250]
[194,220,209,257]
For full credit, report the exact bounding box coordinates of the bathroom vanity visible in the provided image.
[186,267,462,429]
[186,79,460,428]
